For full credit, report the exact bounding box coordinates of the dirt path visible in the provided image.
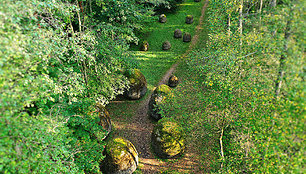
[112,1,209,173]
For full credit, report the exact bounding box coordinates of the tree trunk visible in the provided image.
[239,0,244,46]
[228,14,231,37]
[259,0,263,26]
[275,6,293,98]
[89,0,92,14]
[77,10,82,32]
[220,127,224,170]
[78,1,83,12]
[271,0,277,7]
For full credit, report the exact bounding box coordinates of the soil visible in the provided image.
[109,1,209,173]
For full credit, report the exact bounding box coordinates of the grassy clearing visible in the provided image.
[129,0,206,87]
[131,0,204,53]
[107,0,206,112]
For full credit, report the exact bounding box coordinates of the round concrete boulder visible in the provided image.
[148,84,172,120]
[151,119,185,158]
[162,41,171,50]
[124,69,147,100]
[159,14,167,23]
[141,41,149,51]
[174,29,182,38]
[168,75,179,88]
[183,33,192,42]
[101,138,139,174]
[186,15,194,24]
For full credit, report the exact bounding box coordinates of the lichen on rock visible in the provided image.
[141,40,149,51]
[159,14,167,23]
[101,138,139,174]
[124,69,147,100]
[186,15,194,24]
[168,75,179,88]
[151,118,185,158]
[148,84,172,120]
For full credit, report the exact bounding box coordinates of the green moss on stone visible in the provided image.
[106,138,129,159]
[125,69,144,85]
[152,118,185,158]
[103,138,138,173]
[155,84,171,95]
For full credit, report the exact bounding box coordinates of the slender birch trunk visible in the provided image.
[259,0,263,27]
[239,0,244,46]
[228,14,231,37]
[275,6,293,98]
[271,0,277,7]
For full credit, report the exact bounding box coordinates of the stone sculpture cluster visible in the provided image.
[148,75,185,159]
[99,68,147,173]
[100,1,204,172]
[139,11,195,51]
[143,6,195,159]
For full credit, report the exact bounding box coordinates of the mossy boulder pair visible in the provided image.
[124,69,147,100]
[152,118,185,158]
[101,138,139,174]
[174,29,192,42]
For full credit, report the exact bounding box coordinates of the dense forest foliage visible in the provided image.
[0,0,304,173]
[0,0,179,173]
[160,0,304,173]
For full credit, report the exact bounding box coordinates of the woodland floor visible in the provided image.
[107,1,210,173]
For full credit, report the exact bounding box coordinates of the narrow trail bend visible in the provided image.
[111,1,209,173]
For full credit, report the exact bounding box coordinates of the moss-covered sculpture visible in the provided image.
[101,138,139,174]
[148,84,172,120]
[141,41,149,51]
[174,29,182,38]
[124,69,147,100]
[159,14,167,23]
[151,118,185,158]
[183,32,192,42]
[186,15,194,24]
[168,75,179,88]
[162,41,171,50]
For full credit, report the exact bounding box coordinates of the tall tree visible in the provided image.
[271,0,277,7]
[275,4,294,98]
[239,0,244,45]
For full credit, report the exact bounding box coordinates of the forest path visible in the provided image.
[110,1,209,173]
